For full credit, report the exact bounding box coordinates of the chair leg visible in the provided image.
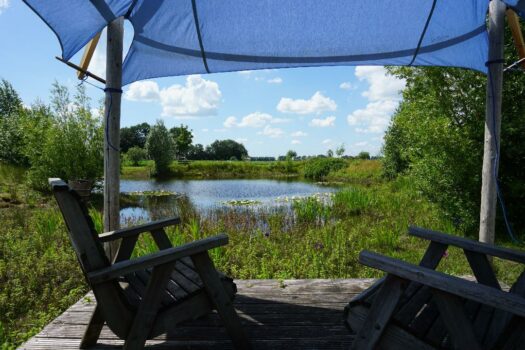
[191,252,252,350]
[123,262,176,350]
[80,305,105,349]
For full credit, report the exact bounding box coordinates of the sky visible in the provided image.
[0,1,406,158]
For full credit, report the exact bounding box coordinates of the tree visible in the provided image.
[146,120,175,176]
[327,149,334,158]
[126,146,147,166]
[26,83,104,190]
[0,79,26,165]
[335,144,345,157]
[286,150,297,160]
[383,23,525,235]
[120,122,150,152]
[170,124,193,159]
[187,143,208,160]
[206,139,248,160]
[357,151,370,160]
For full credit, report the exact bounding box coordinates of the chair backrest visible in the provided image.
[49,178,110,275]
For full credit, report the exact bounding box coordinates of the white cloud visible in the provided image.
[355,66,405,102]
[267,77,283,84]
[0,0,9,15]
[236,138,248,144]
[224,112,289,128]
[339,82,353,90]
[277,91,337,115]
[124,75,221,118]
[124,81,160,102]
[202,128,209,132]
[291,131,308,137]
[159,75,221,117]
[348,100,398,133]
[322,139,333,145]
[346,66,405,133]
[310,116,336,128]
[354,141,368,147]
[238,70,253,76]
[291,140,301,145]
[258,125,284,138]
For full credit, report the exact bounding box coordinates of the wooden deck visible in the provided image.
[20,279,375,349]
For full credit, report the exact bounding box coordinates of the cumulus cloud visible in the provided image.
[291,131,308,137]
[291,140,301,145]
[124,75,222,118]
[258,125,284,138]
[347,100,398,133]
[322,139,333,145]
[277,91,337,115]
[267,77,283,84]
[125,81,160,102]
[309,116,336,128]
[224,112,289,128]
[0,0,10,15]
[347,66,405,133]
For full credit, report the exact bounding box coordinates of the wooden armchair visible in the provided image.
[345,226,525,350]
[49,179,250,350]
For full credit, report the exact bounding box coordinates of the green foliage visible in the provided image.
[120,123,150,153]
[169,124,193,159]
[357,151,371,160]
[335,144,345,157]
[0,169,87,347]
[286,150,297,160]
[0,80,26,166]
[25,83,104,190]
[146,120,175,176]
[303,157,346,180]
[125,146,147,166]
[206,139,248,160]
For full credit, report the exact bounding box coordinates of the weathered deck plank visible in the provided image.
[21,279,374,349]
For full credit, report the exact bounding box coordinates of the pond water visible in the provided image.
[119,179,338,223]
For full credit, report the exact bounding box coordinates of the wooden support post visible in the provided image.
[507,9,525,69]
[77,32,102,80]
[479,0,505,245]
[104,18,124,260]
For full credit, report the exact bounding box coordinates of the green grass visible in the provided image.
[2,160,525,348]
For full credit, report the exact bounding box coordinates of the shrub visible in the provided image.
[25,83,103,190]
[146,120,175,176]
[303,158,346,180]
[126,146,147,166]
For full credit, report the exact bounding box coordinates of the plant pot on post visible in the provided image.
[68,179,94,202]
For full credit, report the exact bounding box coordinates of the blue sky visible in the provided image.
[0,1,405,157]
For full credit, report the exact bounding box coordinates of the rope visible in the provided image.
[191,0,210,73]
[409,0,437,66]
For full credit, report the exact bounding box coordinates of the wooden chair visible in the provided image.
[49,178,250,350]
[345,226,525,350]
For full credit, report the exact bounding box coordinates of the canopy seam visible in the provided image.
[191,0,210,73]
[125,0,138,19]
[89,0,115,23]
[409,0,438,66]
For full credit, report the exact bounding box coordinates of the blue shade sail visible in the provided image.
[22,0,519,85]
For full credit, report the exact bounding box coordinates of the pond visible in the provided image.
[119,179,339,223]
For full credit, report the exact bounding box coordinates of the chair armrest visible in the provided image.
[98,217,181,242]
[88,234,228,284]
[409,226,525,264]
[359,250,525,318]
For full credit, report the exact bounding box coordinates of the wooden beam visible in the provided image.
[479,0,505,245]
[103,18,124,260]
[77,32,102,80]
[507,9,525,69]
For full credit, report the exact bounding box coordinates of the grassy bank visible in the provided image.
[1,161,523,348]
[121,158,382,184]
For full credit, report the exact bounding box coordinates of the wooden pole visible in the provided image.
[507,9,525,69]
[77,32,102,80]
[479,0,505,245]
[104,18,124,259]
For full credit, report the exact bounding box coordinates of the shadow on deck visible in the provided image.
[20,279,375,349]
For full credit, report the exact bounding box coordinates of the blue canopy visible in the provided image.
[23,0,525,86]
